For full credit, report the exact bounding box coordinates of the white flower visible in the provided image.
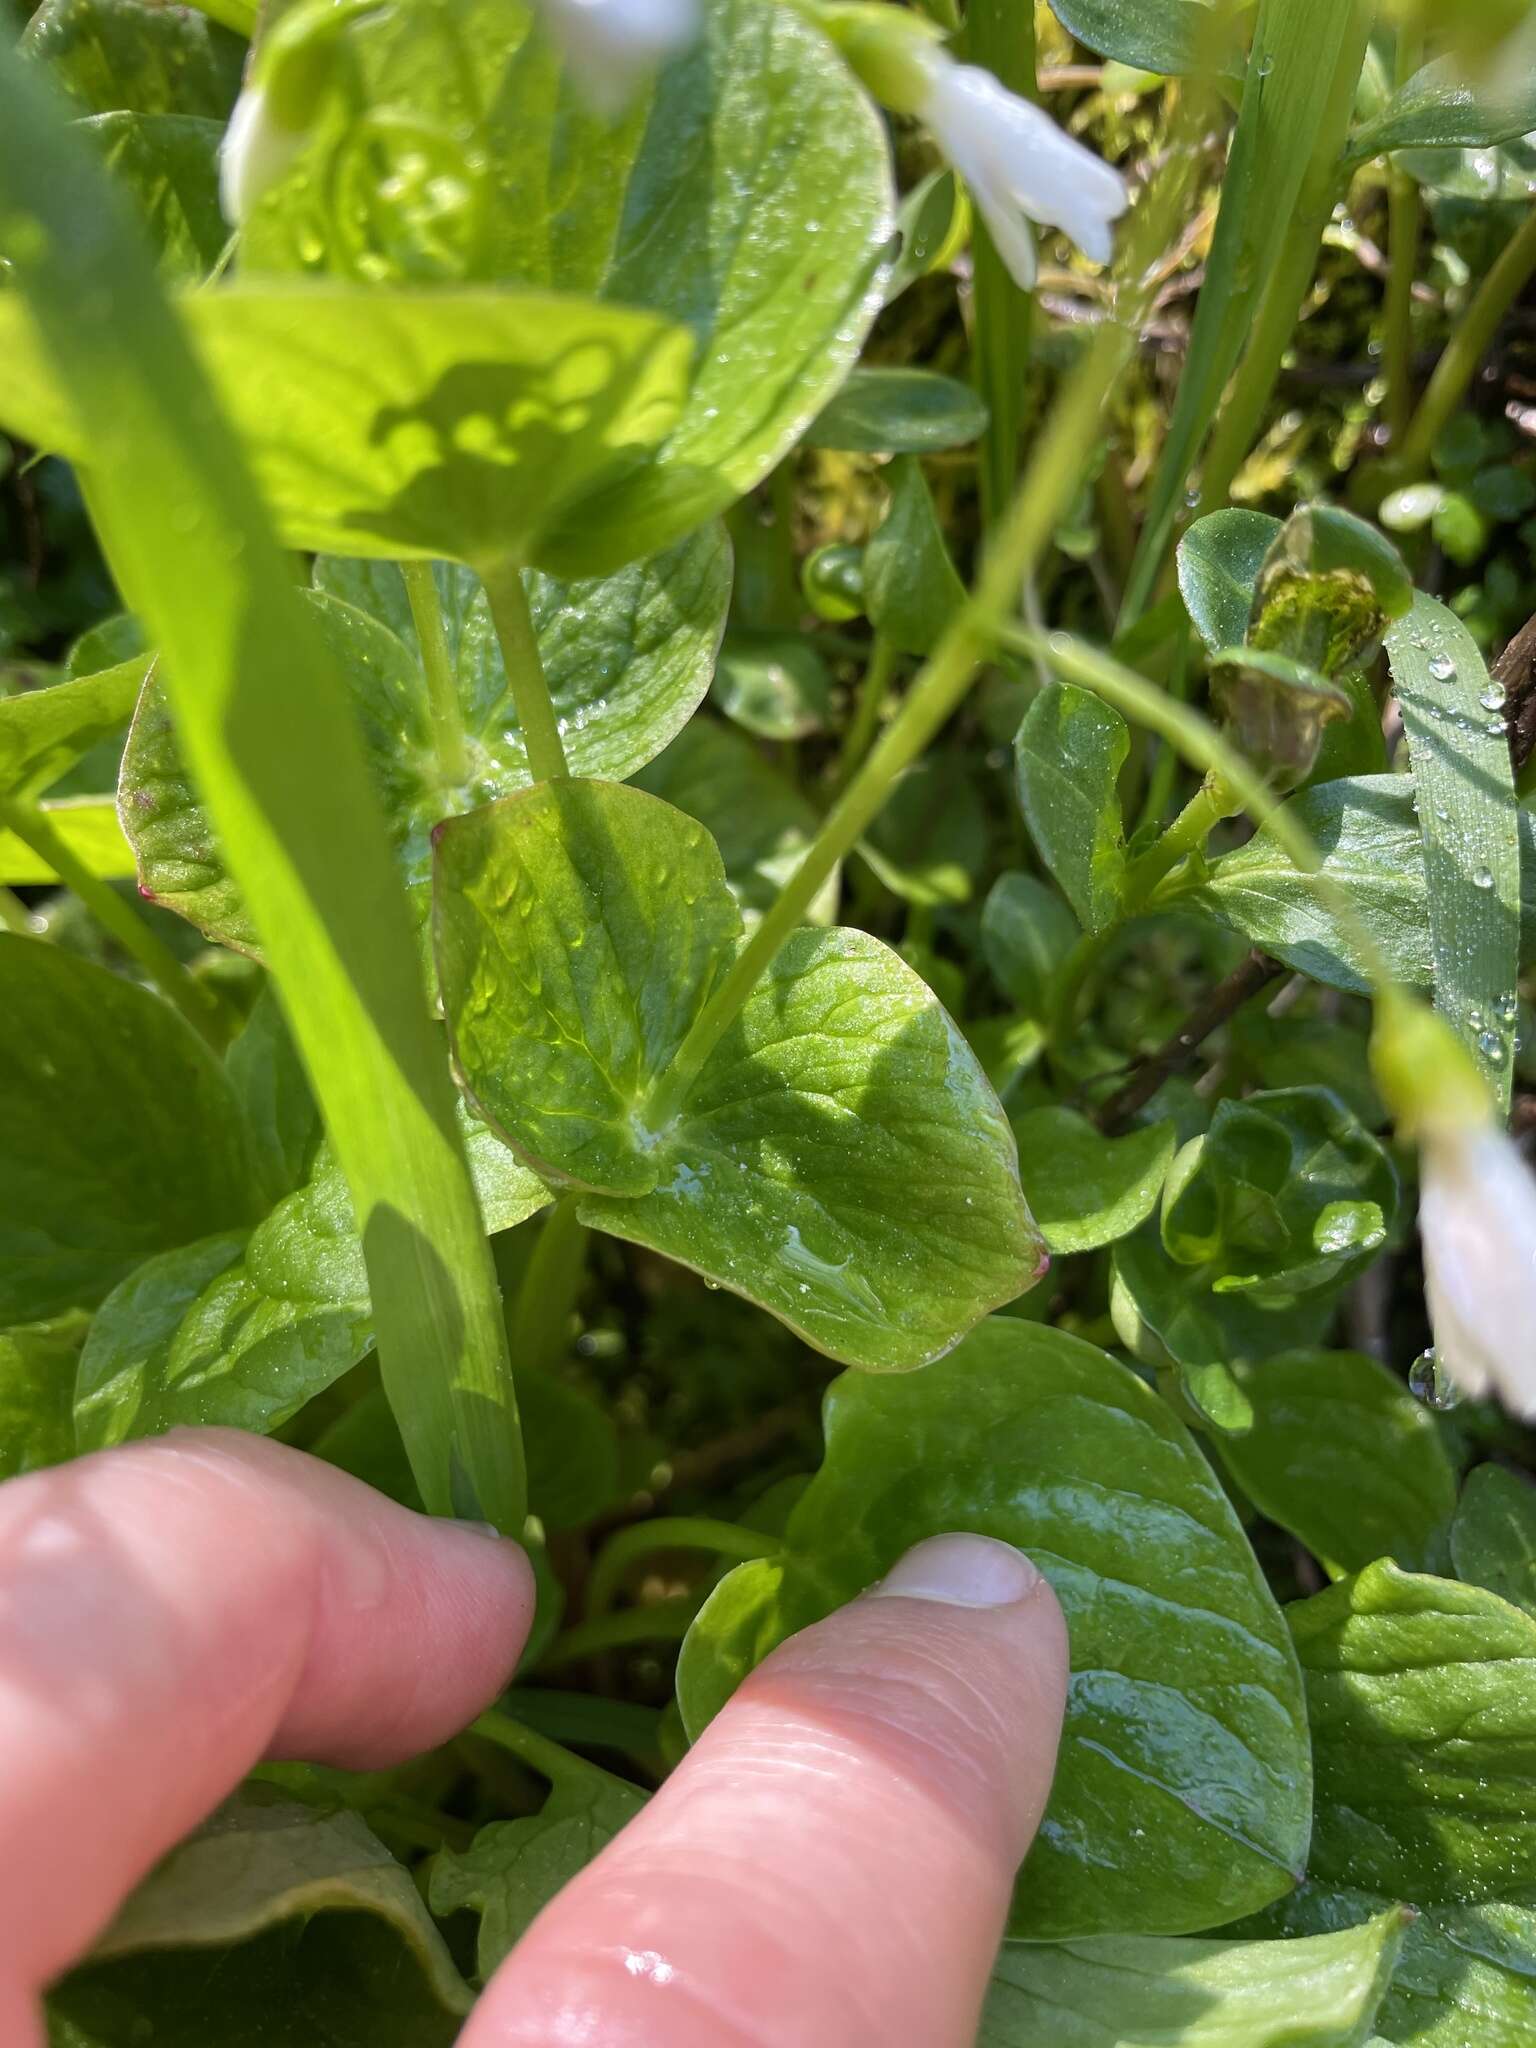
[917,55,1128,290]
[534,0,700,112]
[1418,1124,1536,1418]
[219,84,303,227]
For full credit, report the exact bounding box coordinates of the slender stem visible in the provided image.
[471,1706,612,1790]
[965,0,1036,534]
[539,1594,699,1671]
[508,1193,587,1375]
[400,559,470,788]
[1195,0,1373,518]
[1123,779,1232,908]
[1396,202,1536,479]
[1098,949,1285,1132]
[1047,926,1117,1051]
[0,886,33,933]
[0,789,222,1043]
[586,1515,782,1620]
[832,633,900,791]
[1383,31,1424,448]
[479,557,568,782]
[642,108,1207,1130]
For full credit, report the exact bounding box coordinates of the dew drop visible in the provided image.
[1478,1028,1505,1061]
[1480,683,1506,712]
[1473,865,1496,890]
[1428,652,1456,681]
[1409,1350,1461,1411]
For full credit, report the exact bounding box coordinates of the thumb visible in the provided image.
[467,1533,1069,2048]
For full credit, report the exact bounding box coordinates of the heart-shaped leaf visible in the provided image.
[435,781,1039,1368]
[1178,509,1283,656]
[0,936,261,1324]
[677,1318,1313,1936]
[0,282,696,570]
[120,532,730,953]
[238,0,896,575]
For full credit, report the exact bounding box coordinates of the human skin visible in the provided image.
[0,1429,1069,2047]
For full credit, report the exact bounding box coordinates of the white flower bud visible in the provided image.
[915,53,1128,289]
[218,84,304,228]
[534,0,700,112]
[1418,1124,1536,1418]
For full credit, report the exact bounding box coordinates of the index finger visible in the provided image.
[0,1428,533,2018]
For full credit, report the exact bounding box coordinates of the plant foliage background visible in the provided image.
[4,0,1536,2039]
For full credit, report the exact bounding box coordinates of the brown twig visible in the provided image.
[1097,949,1286,1133]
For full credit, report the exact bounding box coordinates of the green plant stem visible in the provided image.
[0,50,525,1532]
[965,0,1035,534]
[508,1193,587,1375]
[539,1595,699,1671]
[644,99,1209,1129]
[400,560,470,788]
[1123,778,1233,907]
[1383,31,1425,448]
[1194,0,1373,519]
[0,788,221,1042]
[832,632,899,789]
[0,885,34,933]
[470,1706,606,1789]
[1396,201,1536,479]
[585,1515,782,1619]
[480,557,568,782]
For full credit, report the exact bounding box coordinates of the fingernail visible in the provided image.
[868,1533,1042,1609]
[449,1518,505,1540]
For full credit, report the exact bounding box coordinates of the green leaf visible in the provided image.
[678,1320,1312,1937]
[981,871,1080,1016]
[74,1102,546,1449]
[0,797,133,883]
[22,0,244,118]
[859,754,987,907]
[0,282,695,573]
[122,532,731,951]
[48,1792,469,2048]
[711,629,831,740]
[1218,1350,1459,1578]
[1238,1887,1536,2048]
[1451,1465,1536,1621]
[980,1912,1409,2048]
[1160,1088,1397,1304]
[0,1312,88,1479]
[863,457,967,657]
[802,368,987,453]
[1349,56,1536,164]
[633,717,839,931]
[239,0,896,576]
[82,112,228,280]
[430,1768,645,1978]
[1292,1561,1536,1903]
[224,985,321,1206]
[1178,509,1283,657]
[1385,596,1521,1110]
[0,653,149,797]
[436,782,743,1198]
[1247,507,1413,675]
[1188,775,1536,998]
[1045,0,1246,76]
[1015,681,1129,933]
[438,781,1039,1368]
[1109,1228,1338,1435]
[1012,1107,1175,1255]
[0,936,260,1325]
